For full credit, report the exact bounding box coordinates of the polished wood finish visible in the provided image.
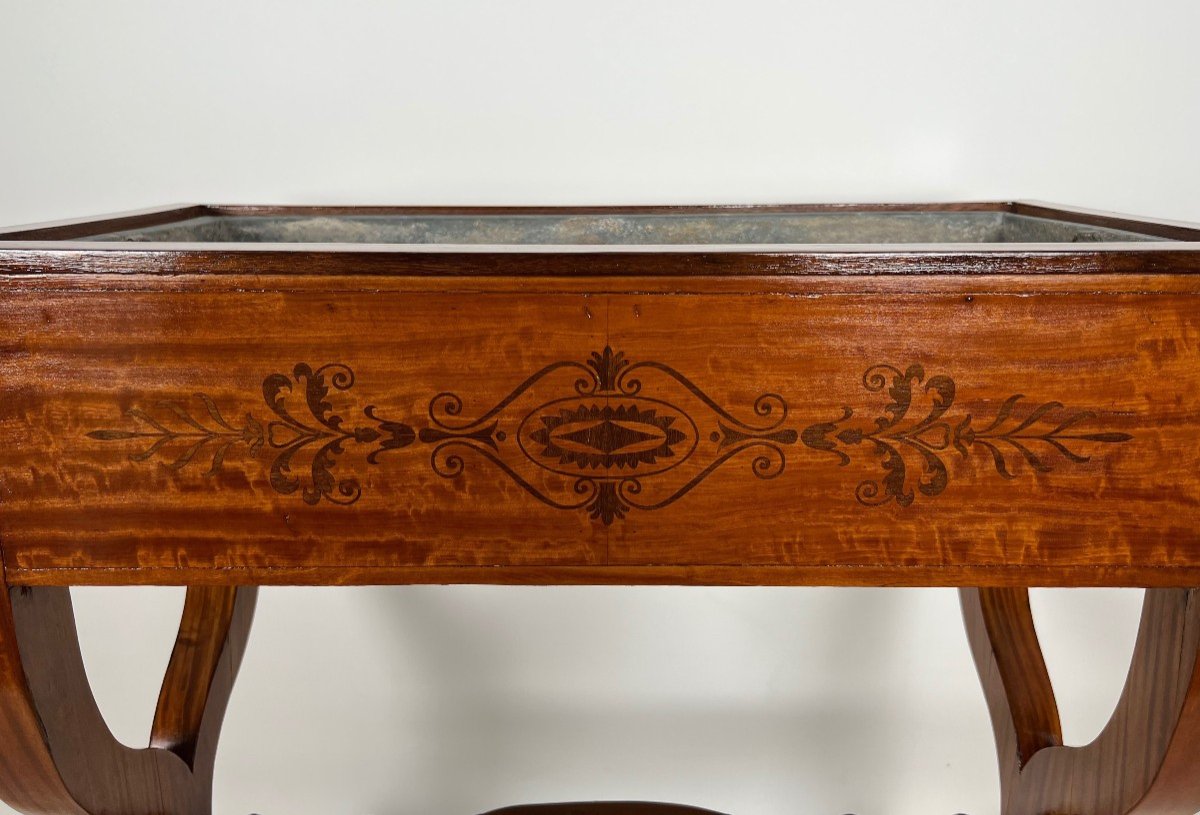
[1,276,1198,587]
[963,588,1063,767]
[1,202,1199,814]
[962,587,1200,815]
[0,577,256,815]
[1011,200,1200,242]
[0,204,208,242]
[152,586,256,767]
[5,246,1200,279]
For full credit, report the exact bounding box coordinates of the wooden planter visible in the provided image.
[1,201,1198,814]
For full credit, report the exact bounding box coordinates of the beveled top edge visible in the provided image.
[3,245,1200,284]
[0,202,1011,239]
[4,239,1200,254]
[4,201,1200,243]
[0,200,1195,246]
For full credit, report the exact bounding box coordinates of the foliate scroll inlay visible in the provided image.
[800,363,1132,507]
[86,353,1132,518]
[88,363,416,507]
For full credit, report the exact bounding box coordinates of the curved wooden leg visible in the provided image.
[0,581,257,815]
[962,587,1200,815]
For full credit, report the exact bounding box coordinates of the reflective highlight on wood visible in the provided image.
[0,579,256,815]
[87,355,1130,521]
[962,587,1200,815]
[3,201,1200,814]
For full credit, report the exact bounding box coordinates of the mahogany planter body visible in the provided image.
[1,201,1199,588]
[1,201,1199,815]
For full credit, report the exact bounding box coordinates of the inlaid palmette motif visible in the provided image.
[799,364,1133,507]
[87,352,1131,518]
[260,363,416,505]
[89,363,417,507]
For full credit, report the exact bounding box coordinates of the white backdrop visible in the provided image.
[2,1,1198,813]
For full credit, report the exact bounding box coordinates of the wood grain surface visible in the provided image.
[1,264,1198,586]
[963,587,1200,814]
[3,202,1200,588]
[2,203,1200,814]
[0,580,255,814]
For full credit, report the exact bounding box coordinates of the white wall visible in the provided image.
[1,1,1196,813]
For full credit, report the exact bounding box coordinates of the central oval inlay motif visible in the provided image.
[518,397,698,478]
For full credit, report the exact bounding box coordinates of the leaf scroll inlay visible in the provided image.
[799,363,1133,507]
[86,354,1132,516]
